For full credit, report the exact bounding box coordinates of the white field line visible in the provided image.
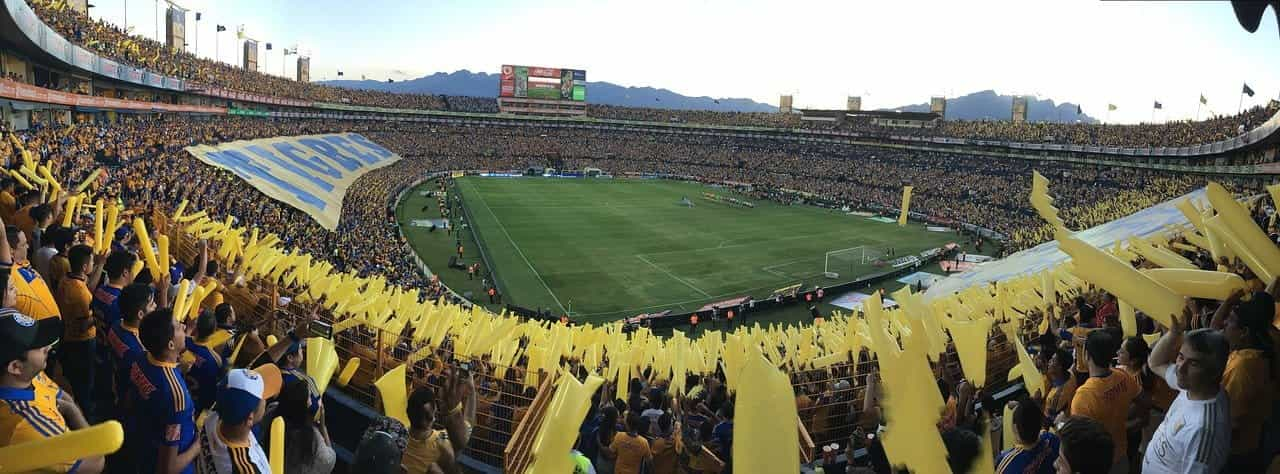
[465,181,569,314]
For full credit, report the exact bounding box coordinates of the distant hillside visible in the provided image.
[887,90,1097,123]
[319,70,776,112]
[321,72,1097,122]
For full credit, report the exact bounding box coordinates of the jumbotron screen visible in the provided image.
[499,65,586,101]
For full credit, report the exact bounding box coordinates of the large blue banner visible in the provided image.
[185,133,402,230]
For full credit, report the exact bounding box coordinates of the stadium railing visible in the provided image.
[156,203,1030,469]
[160,211,534,469]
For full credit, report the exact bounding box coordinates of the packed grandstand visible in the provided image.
[2,1,1280,474]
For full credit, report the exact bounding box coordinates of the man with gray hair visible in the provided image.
[1143,303,1231,473]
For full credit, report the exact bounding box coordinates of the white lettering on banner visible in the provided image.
[185,133,402,230]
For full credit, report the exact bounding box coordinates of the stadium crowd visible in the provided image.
[3,116,1257,287]
[24,0,1278,151]
[0,2,1276,473]
[931,104,1278,148]
[586,103,1280,149]
[0,110,1278,473]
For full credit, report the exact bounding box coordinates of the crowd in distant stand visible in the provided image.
[27,0,1280,151]
[3,116,1262,298]
[1,112,1279,474]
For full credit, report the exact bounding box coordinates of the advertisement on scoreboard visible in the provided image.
[499,65,585,101]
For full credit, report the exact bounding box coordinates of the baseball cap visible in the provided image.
[215,363,282,425]
[0,308,63,365]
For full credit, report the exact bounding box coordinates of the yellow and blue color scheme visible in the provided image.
[185,133,402,230]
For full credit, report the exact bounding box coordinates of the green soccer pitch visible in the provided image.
[398,177,956,324]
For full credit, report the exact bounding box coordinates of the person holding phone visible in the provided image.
[402,369,476,474]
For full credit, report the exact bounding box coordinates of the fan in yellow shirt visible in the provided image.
[1067,331,1139,468]
[401,371,475,474]
[1040,348,1078,420]
[1212,291,1276,463]
[606,413,652,474]
[6,227,59,321]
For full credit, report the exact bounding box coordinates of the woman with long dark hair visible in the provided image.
[279,379,336,473]
[1116,336,1153,474]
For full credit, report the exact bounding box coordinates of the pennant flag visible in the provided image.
[216,24,226,32]
[1243,83,1255,97]
[1200,94,1208,105]
[1107,104,1117,111]
[1153,101,1162,110]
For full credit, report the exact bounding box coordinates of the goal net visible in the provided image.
[823,246,887,278]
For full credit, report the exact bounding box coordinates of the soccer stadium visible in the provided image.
[0,0,1279,473]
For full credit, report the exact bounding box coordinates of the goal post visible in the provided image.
[823,246,886,278]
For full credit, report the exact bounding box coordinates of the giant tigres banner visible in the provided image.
[185,133,401,230]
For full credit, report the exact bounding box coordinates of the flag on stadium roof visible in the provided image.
[216,24,226,32]
[1243,83,1255,97]
[1200,94,1208,104]
[1107,104,1117,111]
[1153,101,1162,109]
[337,71,343,76]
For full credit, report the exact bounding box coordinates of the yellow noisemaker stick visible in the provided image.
[0,421,124,473]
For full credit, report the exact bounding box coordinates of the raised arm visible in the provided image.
[1209,289,1243,331]
[1149,301,1190,378]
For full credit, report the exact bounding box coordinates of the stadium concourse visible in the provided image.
[0,3,1279,474]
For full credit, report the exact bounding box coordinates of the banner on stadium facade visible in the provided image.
[185,133,401,230]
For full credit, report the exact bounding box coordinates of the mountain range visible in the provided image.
[320,70,1096,122]
[886,90,1096,123]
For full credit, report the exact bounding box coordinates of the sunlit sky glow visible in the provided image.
[86,0,1280,123]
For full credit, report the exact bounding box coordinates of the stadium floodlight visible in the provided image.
[823,246,886,278]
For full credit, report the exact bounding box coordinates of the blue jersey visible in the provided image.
[106,321,144,408]
[92,285,124,330]
[996,432,1060,474]
[281,367,322,417]
[128,354,197,474]
[183,338,224,414]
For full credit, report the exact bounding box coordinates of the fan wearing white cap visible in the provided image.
[194,364,282,474]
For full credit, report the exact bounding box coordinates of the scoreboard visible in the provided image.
[500,65,586,102]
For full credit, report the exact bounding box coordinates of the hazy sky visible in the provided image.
[87,0,1280,123]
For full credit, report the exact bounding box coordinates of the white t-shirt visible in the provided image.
[196,412,272,474]
[1141,365,1230,474]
